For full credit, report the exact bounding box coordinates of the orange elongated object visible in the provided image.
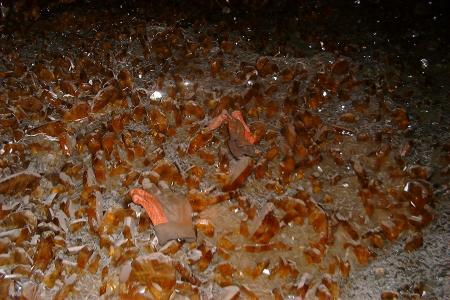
[207,110,256,145]
[130,188,168,225]
[230,110,256,145]
[129,187,196,245]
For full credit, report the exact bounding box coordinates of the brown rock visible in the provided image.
[248,202,280,243]
[227,118,255,158]
[0,171,41,195]
[223,157,254,191]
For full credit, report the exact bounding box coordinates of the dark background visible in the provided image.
[2,0,449,79]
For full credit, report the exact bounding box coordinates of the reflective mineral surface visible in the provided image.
[0,1,449,299]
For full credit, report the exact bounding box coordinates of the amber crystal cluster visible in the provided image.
[0,2,447,299]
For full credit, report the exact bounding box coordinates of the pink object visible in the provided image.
[207,110,256,145]
[130,188,168,225]
[130,187,196,245]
